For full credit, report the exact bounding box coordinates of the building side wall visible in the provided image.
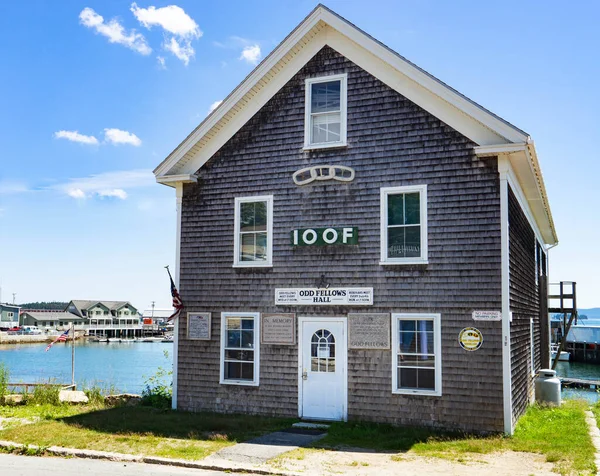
[508,186,540,422]
[177,46,504,433]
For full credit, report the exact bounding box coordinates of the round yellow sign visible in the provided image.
[459,327,483,351]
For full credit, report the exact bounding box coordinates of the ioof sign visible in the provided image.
[472,310,502,321]
[261,313,295,345]
[348,313,390,349]
[275,288,373,306]
[187,312,211,340]
[291,227,358,246]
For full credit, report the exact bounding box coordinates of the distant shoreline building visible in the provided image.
[0,303,20,331]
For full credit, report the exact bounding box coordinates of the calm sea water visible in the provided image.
[0,341,173,394]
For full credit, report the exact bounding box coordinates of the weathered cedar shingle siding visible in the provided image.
[508,186,540,422]
[178,46,504,433]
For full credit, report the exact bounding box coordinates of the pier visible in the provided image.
[560,377,600,390]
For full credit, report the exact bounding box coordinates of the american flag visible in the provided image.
[166,267,183,323]
[45,329,69,352]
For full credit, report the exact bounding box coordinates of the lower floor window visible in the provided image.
[220,312,260,386]
[392,313,441,396]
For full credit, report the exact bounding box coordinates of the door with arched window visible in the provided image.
[299,317,347,420]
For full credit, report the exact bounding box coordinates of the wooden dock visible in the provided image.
[560,377,600,389]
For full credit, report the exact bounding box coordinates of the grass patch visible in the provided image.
[311,400,595,475]
[0,404,295,460]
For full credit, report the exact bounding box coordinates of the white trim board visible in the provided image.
[498,158,513,435]
[171,182,183,410]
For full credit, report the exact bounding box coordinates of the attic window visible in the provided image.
[304,74,347,149]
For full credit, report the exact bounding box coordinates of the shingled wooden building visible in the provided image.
[154,5,557,434]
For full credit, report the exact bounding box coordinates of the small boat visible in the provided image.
[551,344,570,362]
[140,337,163,342]
[161,335,174,343]
[96,338,109,343]
[108,338,121,343]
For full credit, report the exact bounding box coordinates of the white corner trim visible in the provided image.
[380,185,428,264]
[391,313,442,397]
[233,195,274,267]
[220,312,261,386]
[498,157,513,435]
[171,182,183,410]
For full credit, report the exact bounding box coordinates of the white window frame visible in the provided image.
[7,312,14,319]
[233,195,273,268]
[304,73,347,150]
[220,312,260,386]
[380,185,428,265]
[392,313,442,396]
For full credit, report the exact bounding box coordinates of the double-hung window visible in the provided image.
[233,195,273,267]
[220,312,260,386]
[380,185,428,264]
[304,74,347,149]
[392,313,441,396]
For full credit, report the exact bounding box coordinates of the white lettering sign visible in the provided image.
[275,288,373,306]
[472,310,502,321]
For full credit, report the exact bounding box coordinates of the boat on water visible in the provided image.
[140,337,163,342]
[551,344,570,362]
[161,335,174,343]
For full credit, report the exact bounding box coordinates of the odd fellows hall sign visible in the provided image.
[275,288,373,305]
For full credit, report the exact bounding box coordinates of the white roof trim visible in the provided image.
[154,5,529,181]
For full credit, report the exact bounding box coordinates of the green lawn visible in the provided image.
[0,404,296,460]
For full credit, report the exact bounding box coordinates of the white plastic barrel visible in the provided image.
[535,369,561,405]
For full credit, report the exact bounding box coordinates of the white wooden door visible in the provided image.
[299,318,347,420]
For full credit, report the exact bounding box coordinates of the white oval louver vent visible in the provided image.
[293,165,355,186]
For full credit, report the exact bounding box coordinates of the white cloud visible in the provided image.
[104,128,142,146]
[239,45,261,65]
[130,3,201,39]
[98,189,128,200]
[68,189,86,199]
[157,56,166,69]
[130,3,201,65]
[163,37,194,66]
[79,7,151,55]
[208,100,222,114]
[54,130,99,145]
[53,169,154,200]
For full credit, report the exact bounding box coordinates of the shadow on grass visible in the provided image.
[310,421,478,453]
[58,406,297,442]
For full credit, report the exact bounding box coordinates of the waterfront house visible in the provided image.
[154,5,556,434]
[0,303,20,331]
[20,310,85,330]
[65,300,141,338]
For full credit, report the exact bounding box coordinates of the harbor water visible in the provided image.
[0,340,173,394]
[556,360,600,402]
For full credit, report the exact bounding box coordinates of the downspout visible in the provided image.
[172,182,183,410]
[498,157,513,434]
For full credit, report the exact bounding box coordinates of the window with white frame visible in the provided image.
[380,185,428,264]
[392,313,441,396]
[304,74,347,149]
[233,196,273,267]
[7,312,14,319]
[220,312,260,386]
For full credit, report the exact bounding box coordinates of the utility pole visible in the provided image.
[12,293,16,304]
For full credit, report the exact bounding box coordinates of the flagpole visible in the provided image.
[71,321,75,388]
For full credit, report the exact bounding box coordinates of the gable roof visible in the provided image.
[67,300,137,313]
[153,4,556,245]
[22,311,83,322]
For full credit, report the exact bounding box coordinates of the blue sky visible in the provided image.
[0,1,598,309]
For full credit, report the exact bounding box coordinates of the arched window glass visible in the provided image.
[310,329,336,372]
